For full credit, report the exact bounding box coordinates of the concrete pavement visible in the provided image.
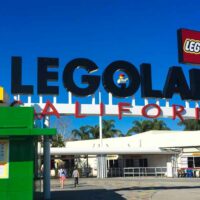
[36,177,200,200]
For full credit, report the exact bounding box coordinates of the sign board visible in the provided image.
[7,29,200,122]
[180,157,188,168]
[0,140,9,179]
[178,28,200,65]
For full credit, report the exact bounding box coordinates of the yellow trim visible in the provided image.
[0,87,4,102]
[192,153,200,156]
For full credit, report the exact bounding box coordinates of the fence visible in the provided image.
[123,167,167,177]
[107,167,167,177]
[107,168,123,177]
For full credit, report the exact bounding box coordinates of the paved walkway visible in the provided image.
[36,177,200,200]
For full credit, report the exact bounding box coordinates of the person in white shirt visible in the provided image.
[72,167,80,187]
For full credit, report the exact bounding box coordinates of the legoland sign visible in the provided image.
[11,56,200,100]
[9,29,200,121]
[178,28,200,64]
[29,100,200,122]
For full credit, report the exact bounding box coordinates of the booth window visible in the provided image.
[194,157,200,167]
[108,160,119,168]
[125,158,148,167]
[188,157,200,168]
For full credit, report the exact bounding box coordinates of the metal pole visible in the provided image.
[97,155,100,178]
[102,155,105,178]
[97,91,108,179]
[98,91,103,179]
[43,116,51,200]
[99,91,103,147]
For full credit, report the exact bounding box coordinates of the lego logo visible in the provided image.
[184,39,200,54]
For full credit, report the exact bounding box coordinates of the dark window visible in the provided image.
[113,160,118,167]
[188,157,194,168]
[125,158,148,167]
[109,160,119,168]
[144,159,148,167]
[139,158,148,167]
[134,159,139,167]
[194,157,200,167]
[126,159,134,167]
[109,160,114,168]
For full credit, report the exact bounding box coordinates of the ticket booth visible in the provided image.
[0,107,56,200]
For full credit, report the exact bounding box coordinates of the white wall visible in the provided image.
[146,154,172,167]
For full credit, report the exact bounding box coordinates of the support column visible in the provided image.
[43,116,51,200]
[172,154,178,177]
[97,155,100,178]
[43,136,50,199]
[97,154,107,178]
[97,91,107,178]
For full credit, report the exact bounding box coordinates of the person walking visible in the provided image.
[58,166,67,189]
[72,167,80,187]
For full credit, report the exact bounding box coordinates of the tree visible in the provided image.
[127,119,170,135]
[151,119,170,130]
[54,117,71,139]
[88,125,100,139]
[51,116,70,147]
[51,134,65,147]
[71,126,91,140]
[102,119,122,138]
[72,120,122,140]
[127,120,152,134]
[178,119,200,130]
[89,120,122,138]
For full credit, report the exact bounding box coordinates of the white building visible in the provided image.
[48,130,200,178]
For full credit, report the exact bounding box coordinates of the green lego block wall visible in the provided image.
[0,137,35,200]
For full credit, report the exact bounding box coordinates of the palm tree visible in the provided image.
[151,119,170,130]
[72,120,122,140]
[88,120,122,139]
[102,120,122,138]
[127,120,152,134]
[178,119,200,130]
[127,119,170,135]
[51,134,65,147]
[88,125,99,139]
[71,126,91,140]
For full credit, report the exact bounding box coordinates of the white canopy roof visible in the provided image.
[42,130,200,155]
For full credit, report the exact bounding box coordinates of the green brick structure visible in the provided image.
[0,107,56,200]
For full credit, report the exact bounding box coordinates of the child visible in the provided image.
[58,167,67,188]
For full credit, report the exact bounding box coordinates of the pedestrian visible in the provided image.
[40,164,44,177]
[72,167,80,187]
[58,166,67,189]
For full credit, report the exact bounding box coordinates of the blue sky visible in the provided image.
[1,0,200,135]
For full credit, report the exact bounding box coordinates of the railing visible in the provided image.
[107,168,123,177]
[123,167,167,177]
[107,167,167,177]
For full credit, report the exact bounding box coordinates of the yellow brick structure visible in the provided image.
[0,87,4,102]
[0,87,9,104]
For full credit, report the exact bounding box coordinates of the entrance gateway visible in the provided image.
[1,29,200,200]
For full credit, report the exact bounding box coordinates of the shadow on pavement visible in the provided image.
[35,182,200,200]
[35,189,126,200]
[52,189,125,200]
[113,185,200,192]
